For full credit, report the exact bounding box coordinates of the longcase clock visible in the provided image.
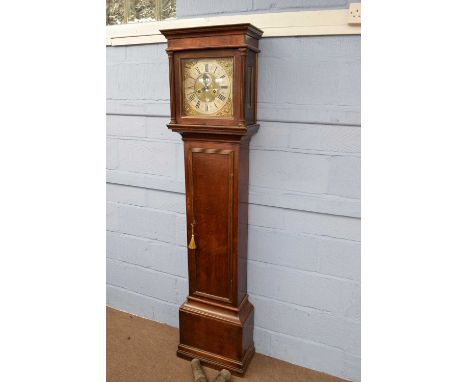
[161,24,263,376]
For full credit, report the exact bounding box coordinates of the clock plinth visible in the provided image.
[161,24,263,376]
[177,296,255,376]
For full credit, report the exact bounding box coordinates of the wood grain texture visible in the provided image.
[189,148,234,302]
[161,24,263,375]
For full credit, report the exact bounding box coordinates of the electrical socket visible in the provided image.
[348,3,361,25]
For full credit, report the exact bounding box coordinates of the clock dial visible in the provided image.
[182,58,233,117]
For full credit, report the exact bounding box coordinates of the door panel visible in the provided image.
[188,147,234,302]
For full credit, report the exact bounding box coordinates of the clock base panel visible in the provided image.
[177,299,255,376]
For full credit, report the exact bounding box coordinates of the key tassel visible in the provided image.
[188,233,196,250]
[188,222,196,250]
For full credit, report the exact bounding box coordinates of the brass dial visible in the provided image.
[182,58,233,117]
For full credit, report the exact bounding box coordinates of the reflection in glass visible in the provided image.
[131,0,156,23]
[106,0,176,25]
[160,0,176,20]
[106,0,125,25]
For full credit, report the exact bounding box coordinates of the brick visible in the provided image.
[125,43,165,63]
[107,231,147,262]
[343,353,361,381]
[117,139,178,177]
[107,258,187,305]
[288,123,361,154]
[253,0,349,12]
[106,202,120,232]
[249,184,360,218]
[253,121,360,155]
[251,295,360,355]
[147,241,187,278]
[177,0,253,18]
[175,143,185,182]
[253,327,271,357]
[250,122,290,149]
[315,238,360,280]
[106,231,187,278]
[249,204,360,242]
[106,115,146,137]
[257,36,360,125]
[269,331,345,378]
[107,284,179,327]
[106,99,170,117]
[146,189,185,213]
[248,227,319,272]
[344,284,360,320]
[109,202,176,243]
[106,62,169,101]
[145,116,180,141]
[328,156,361,198]
[248,226,360,280]
[248,204,287,231]
[106,138,119,169]
[106,183,146,206]
[282,208,361,241]
[106,170,185,194]
[247,260,358,315]
[177,0,352,18]
[250,150,329,194]
[106,46,126,63]
[175,215,188,247]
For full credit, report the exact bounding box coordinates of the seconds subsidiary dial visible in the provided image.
[182,58,233,117]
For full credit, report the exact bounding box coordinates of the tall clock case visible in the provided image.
[161,24,263,375]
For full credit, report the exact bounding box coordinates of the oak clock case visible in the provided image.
[161,24,263,376]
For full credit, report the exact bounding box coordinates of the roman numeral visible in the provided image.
[195,67,201,75]
[205,64,209,72]
[218,94,226,101]
[205,104,209,112]
[195,100,200,108]
[221,85,228,89]
[188,93,196,102]
[220,75,226,79]
[214,67,218,74]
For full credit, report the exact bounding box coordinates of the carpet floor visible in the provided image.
[107,307,347,382]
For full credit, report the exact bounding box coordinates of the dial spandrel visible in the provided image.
[182,58,233,117]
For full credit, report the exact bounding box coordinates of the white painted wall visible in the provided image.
[106,2,360,380]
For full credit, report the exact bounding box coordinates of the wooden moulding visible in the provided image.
[168,124,259,137]
[161,24,263,52]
